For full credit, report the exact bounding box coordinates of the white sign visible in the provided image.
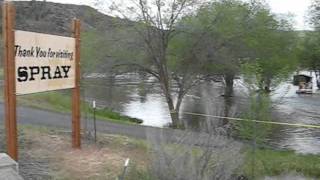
[15,30,76,95]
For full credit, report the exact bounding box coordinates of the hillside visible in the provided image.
[1,1,131,36]
[0,1,140,72]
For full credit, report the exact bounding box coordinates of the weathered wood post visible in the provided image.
[3,2,18,161]
[72,19,81,148]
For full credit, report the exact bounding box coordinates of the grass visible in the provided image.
[124,143,320,179]
[0,68,3,80]
[92,108,143,124]
[16,91,143,125]
[12,125,149,179]
[18,91,72,113]
[3,124,320,179]
[243,148,320,178]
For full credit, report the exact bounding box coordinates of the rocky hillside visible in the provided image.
[0,1,140,72]
[0,1,131,36]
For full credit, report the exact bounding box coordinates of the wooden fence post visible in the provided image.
[3,2,17,160]
[72,19,81,148]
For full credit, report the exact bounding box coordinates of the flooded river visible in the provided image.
[83,73,320,154]
[270,76,320,154]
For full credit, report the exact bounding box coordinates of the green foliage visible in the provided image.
[308,0,320,30]
[82,26,142,74]
[241,60,293,91]
[81,30,108,73]
[167,25,206,76]
[192,0,253,75]
[243,149,320,178]
[242,4,299,91]
[90,108,143,124]
[300,31,320,71]
[126,163,154,180]
[178,0,299,92]
[232,93,274,144]
[241,62,264,90]
[300,0,320,72]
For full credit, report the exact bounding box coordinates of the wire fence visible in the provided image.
[182,111,320,129]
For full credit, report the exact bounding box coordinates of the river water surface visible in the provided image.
[83,73,320,154]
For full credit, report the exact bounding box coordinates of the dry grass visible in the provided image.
[14,126,149,180]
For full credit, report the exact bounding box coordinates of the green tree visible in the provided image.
[302,0,320,80]
[244,2,298,92]
[95,0,207,128]
[236,2,299,152]
[309,0,320,29]
[194,0,253,97]
[301,34,320,80]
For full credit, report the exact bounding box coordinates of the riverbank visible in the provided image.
[243,148,320,179]
[1,125,319,179]
[16,91,143,125]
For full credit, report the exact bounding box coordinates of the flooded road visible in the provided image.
[83,73,320,154]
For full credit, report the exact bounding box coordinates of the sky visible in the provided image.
[13,0,312,30]
[267,0,312,30]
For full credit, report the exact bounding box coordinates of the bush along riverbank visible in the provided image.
[232,94,275,145]
[228,94,320,178]
[242,148,320,179]
[15,91,143,125]
[1,125,320,179]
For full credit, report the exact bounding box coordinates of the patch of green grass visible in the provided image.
[126,163,153,180]
[91,108,143,124]
[243,148,320,178]
[19,124,53,134]
[18,91,72,113]
[17,91,143,125]
[0,68,3,80]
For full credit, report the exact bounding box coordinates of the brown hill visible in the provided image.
[0,1,139,72]
[1,1,130,36]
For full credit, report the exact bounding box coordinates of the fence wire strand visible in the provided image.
[182,111,320,129]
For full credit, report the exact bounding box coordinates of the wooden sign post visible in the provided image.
[72,19,81,148]
[3,2,17,161]
[2,2,81,160]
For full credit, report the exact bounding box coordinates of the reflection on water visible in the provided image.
[124,93,171,127]
[84,72,320,154]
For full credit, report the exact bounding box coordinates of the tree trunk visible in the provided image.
[316,70,320,89]
[223,97,233,125]
[224,73,235,97]
[159,74,180,128]
[170,111,180,128]
[264,77,272,93]
[172,92,185,128]
[166,96,180,128]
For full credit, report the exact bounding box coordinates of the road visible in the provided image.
[0,103,177,141]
